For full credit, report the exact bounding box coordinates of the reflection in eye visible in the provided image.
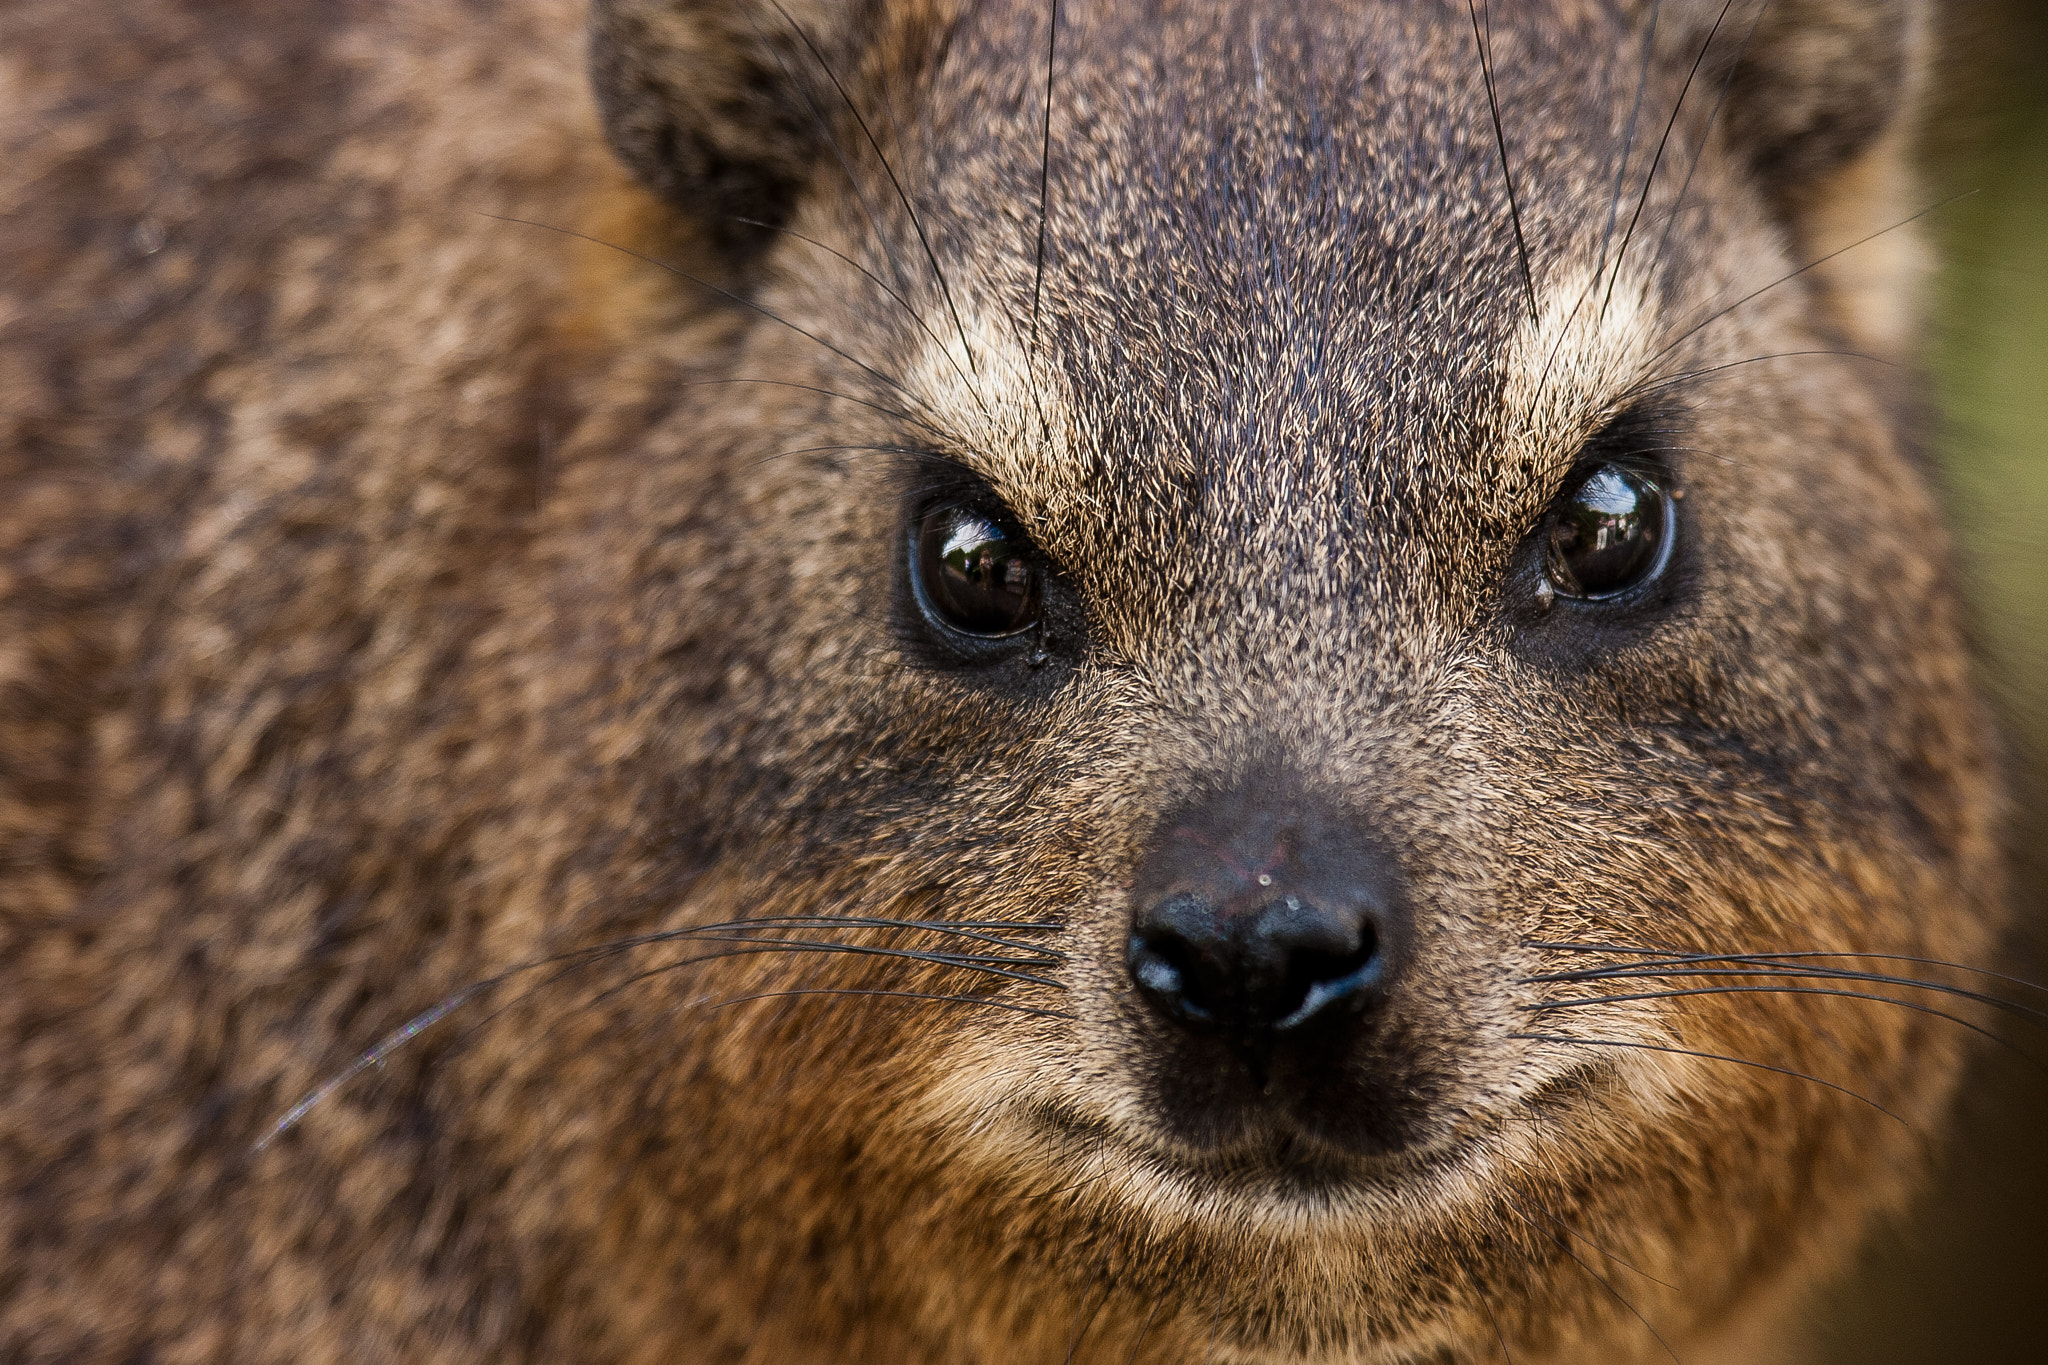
[916,505,1042,636]
[1544,464,1670,599]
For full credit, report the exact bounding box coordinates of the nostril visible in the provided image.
[1129,927,1217,1026]
[1129,889,1387,1035]
[1129,890,1231,1027]
[1272,924,1380,1030]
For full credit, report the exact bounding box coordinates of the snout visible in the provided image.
[1129,844,1393,1036]
[1122,777,1433,1157]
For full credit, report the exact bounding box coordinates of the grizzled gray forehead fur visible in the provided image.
[802,0,1714,650]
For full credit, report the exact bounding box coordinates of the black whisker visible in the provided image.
[1603,0,1735,318]
[1511,1200,1678,1291]
[1650,0,1768,279]
[727,213,982,400]
[677,378,943,437]
[260,915,1065,1147]
[478,214,940,426]
[667,933,1063,984]
[1124,1299,1165,1365]
[265,941,1038,1150]
[1512,1032,1909,1125]
[1644,190,1978,369]
[1061,1279,1110,1365]
[708,988,1070,1020]
[1622,347,1896,400]
[1523,985,2042,1073]
[1481,1295,1519,1365]
[1593,0,1662,316]
[1525,964,2048,1024]
[1532,267,1609,407]
[527,947,907,1064]
[770,0,987,394]
[1530,0,1674,403]
[256,982,490,1150]
[724,913,1067,958]
[1467,0,1538,322]
[1030,0,1060,357]
[1524,940,2048,999]
[1499,1200,1679,1365]
[482,938,1064,1107]
[741,6,915,300]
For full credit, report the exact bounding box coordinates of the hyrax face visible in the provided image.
[0,0,2008,1363]
[564,0,2005,1359]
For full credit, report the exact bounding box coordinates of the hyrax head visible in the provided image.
[578,0,2003,1358]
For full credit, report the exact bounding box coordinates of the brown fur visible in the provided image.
[0,1,2008,1362]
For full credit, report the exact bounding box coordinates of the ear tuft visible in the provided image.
[1655,0,1926,193]
[1720,0,1922,195]
[1658,0,1932,357]
[588,0,874,260]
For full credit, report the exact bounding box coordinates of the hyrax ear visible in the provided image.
[588,0,882,261]
[1656,0,1932,357]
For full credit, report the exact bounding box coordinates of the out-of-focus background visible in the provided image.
[1814,2,2048,1361]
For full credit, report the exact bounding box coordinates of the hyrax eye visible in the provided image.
[914,504,1043,637]
[1543,464,1672,600]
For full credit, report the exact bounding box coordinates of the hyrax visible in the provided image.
[0,0,2014,1361]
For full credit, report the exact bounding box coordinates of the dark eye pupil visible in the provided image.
[1545,464,1669,599]
[916,505,1041,636]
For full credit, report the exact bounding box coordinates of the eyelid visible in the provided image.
[895,448,1009,511]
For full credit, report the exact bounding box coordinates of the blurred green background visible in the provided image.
[1813,2,2048,1360]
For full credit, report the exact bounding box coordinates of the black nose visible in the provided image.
[1130,888,1382,1033]
[1122,781,1425,1154]
[1126,795,1404,1041]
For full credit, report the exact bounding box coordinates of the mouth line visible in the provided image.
[1021,1062,1613,1210]
[1024,1101,1435,1206]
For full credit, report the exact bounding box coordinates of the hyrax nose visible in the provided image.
[1126,799,1403,1039]
[1129,888,1382,1033]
